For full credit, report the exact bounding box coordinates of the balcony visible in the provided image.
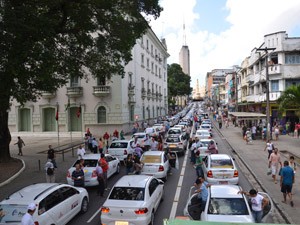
[141,88,147,100]
[268,64,281,75]
[66,86,83,98]
[158,93,162,102]
[128,95,136,104]
[147,89,151,100]
[41,91,56,99]
[92,85,110,97]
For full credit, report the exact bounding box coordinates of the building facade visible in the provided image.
[8,28,169,137]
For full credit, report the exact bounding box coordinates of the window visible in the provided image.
[208,198,249,215]
[60,187,77,200]
[146,39,149,50]
[109,187,145,201]
[285,54,300,64]
[148,178,159,196]
[286,79,300,88]
[146,58,150,69]
[141,54,144,66]
[271,80,279,92]
[210,159,233,168]
[97,76,106,86]
[151,44,153,55]
[151,62,154,73]
[70,76,79,87]
[41,190,63,212]
[110,142,128,148]
[129,105,134,121]
[97,106,106,123]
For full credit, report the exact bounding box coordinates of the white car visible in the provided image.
[108,140,134,161]
[198,139,218,156]
[0,183,89,225]
[66,154,120,187]
[167,128,183,137]
[100,175,164,225]
[195,129,211,139]
[202,154,239,185]
[140,151,171,181]
[184,185,273,223]
[200,124,212,132]
[173,124,186,132]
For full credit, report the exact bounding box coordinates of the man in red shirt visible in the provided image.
[99,153,109,189]
[103,132,110,150]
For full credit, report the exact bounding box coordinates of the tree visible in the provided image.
[277,84,300,118]
[167,63,192,105]
[0,0,162,162]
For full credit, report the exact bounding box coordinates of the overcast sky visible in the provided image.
[149,0,300,88]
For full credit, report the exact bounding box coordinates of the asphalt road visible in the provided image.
[1,123,284,225]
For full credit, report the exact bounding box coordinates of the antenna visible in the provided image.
[183,19,186,45]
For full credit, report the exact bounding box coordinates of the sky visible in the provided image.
[149,0,300,88]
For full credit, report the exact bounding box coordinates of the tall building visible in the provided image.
[179,45,190,76]
[8,28,169,137]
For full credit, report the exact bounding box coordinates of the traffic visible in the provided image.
[0,102,278,225]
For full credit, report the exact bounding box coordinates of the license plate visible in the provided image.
[115,221,129,225]
[219,181,228,184]
[169,144,176,148]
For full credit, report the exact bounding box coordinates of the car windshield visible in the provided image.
[109,187,145,201]
[166,137,180,143]
[208,198,249,215]
[168,129,181,134]
[133,134,145,139]
[110,142,128,148]
[211,159,233,168]
[196,131,208,135]
[201,141,210,147]
[141,155,161,163]
[72,159,98,167]
[0,204,27,222]
[201,125,210,128]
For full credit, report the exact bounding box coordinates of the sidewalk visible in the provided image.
[213,121,300,224]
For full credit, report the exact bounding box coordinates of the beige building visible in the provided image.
[8,28,169,137]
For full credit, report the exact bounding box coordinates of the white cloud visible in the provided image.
[150,0,300,88]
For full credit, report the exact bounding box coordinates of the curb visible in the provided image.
[212,119,294,224]
[0,158,26,188]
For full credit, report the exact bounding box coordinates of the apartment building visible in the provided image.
[8,28,169,137]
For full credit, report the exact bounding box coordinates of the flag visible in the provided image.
[76,106,81,118]
[55,105,59,121]
[65,98,70,111]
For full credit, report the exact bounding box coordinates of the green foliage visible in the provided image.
[0,0,162,108]
[277,85,300,113]
[167,63,192,99]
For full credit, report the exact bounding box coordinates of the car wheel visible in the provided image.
[116,164,120,174]
[148,212,154,225]
[81,197,88,213]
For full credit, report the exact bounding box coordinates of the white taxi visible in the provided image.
[100,175,164,225]
[0,183,89,225]
[66,154,120,187]
[202,154,239,185]
[184,185,273,223]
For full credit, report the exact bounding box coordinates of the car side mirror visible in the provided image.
[159,180,164,185]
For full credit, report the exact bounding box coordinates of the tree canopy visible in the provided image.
[167,63,192,105]
[0,0,162,161]
[277,84,300,117]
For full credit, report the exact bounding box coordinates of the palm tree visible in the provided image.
[277,84,300,118]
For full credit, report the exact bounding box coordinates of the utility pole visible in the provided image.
[256,47,276,140]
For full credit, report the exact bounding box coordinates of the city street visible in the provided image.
[1,118,292,224]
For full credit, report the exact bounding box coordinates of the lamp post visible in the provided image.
[256,47,276,140]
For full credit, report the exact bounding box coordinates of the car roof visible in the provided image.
[196,130,210,133]
[114,175,152,188]
[200,139,215,142]
[82,153,112,160]
[209,154,231,160]
[142,151,164,156]
[2,183,61,204]
[210,185,242,198]
[133,132,146,135]
[111,140,131,143]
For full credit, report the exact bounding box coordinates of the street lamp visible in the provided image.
[256,47,276,140]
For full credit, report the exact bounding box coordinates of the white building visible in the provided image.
[8,28,169,137]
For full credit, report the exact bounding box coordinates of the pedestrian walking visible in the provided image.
[14,136,25,156]
[237,189,268,223]
[21,203,36,225]
[120,130,125,140]
[95,161,105,196]
[47,145,57,168]
[217,115,222,129]
[92,137,98,153]
[98,138,104,154]
[280,160,295,207]
[72,163,85,187]
[264,139,274,159]
[268,148,282,184]
[124,154,134,174]
[150,136,158,151]
[251,125,257,140]
[103,132,110,150]
[44,159,55,183]
[77,144,86,159]
[194,151,203,177]
[289,156,297,181]
[274,125,280,141]
[99,153,109,189]
[285,122,291,136]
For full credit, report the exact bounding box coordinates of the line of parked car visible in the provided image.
[182,103,274,223]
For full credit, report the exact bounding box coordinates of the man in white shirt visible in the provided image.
[77,145,86,159]
[45,159,55,183]
[21,203,36,225]
[251,125,257,140]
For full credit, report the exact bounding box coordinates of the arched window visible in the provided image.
[97,106,106,123]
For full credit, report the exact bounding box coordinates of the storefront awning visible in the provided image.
[229,112,266,120]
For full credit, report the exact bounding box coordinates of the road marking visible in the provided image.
[169,145,189,219]
[87,208,101,223]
